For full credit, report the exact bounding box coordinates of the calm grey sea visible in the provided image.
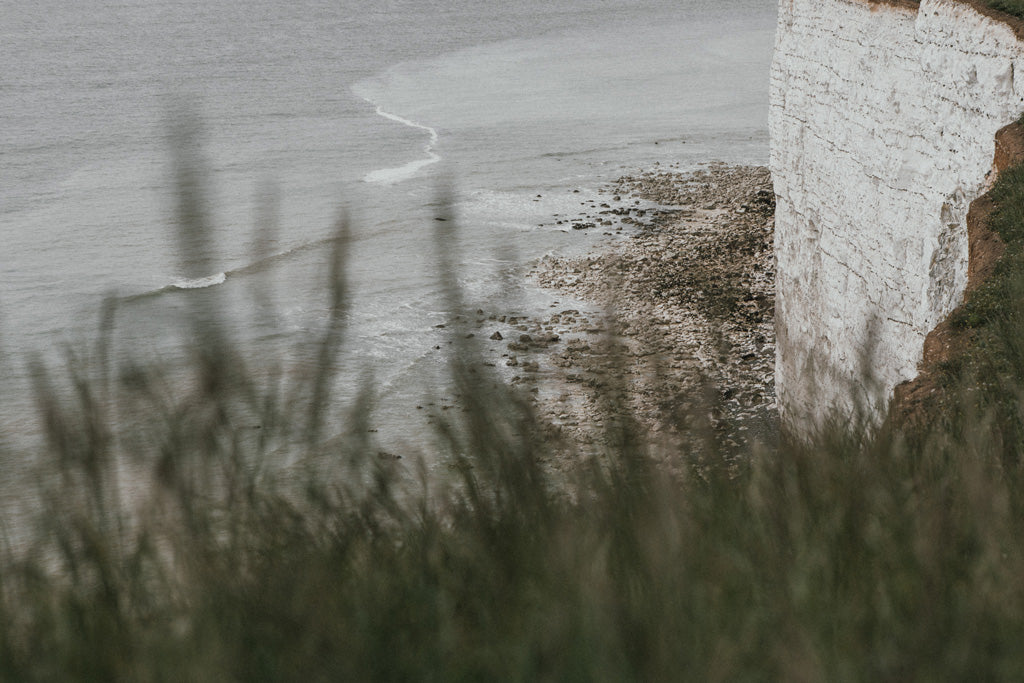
[1,0,776,448]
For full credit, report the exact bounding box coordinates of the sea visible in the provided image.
[1,0,777,463]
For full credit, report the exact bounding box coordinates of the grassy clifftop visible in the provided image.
[984,0,1024,20]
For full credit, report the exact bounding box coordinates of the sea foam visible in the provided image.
[362,105,440,184]
[172,272,227,290]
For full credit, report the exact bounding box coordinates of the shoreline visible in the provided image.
[479,163,777,463]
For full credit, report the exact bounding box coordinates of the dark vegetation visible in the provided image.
[984,0,1024,21]
[5,127,1024,681]
[940,159,1024,467]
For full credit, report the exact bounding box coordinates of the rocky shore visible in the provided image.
[480,164,777,463]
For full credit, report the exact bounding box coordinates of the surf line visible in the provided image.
[363,104,440,184]
[122,234,349,304]
[172,272,227,290]
[119,271,227,303]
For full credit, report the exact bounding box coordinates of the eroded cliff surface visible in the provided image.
[770,0,1024,430]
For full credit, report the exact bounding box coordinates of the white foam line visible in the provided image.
[172,272,226,289]
[363,105,440,185]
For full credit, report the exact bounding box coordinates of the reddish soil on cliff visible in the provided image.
[890,122,1024,427]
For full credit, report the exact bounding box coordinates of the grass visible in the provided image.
[983,0,1024,20]
[938,160,1024,461]
[5,126,1024,681]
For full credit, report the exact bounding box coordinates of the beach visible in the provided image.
[466,163,777,464]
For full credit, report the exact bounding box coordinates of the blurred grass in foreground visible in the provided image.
[4,128,1024,681]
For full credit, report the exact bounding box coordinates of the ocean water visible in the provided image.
[1,0,776,453]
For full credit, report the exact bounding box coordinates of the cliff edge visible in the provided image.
[770,0,1024,432]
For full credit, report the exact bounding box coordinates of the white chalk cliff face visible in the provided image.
[770,0,1024,430]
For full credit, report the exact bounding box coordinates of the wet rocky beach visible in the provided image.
[464,164,778,465]
[415,162,774,466]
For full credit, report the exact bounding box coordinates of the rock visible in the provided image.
[489,163,777,455]
[490,331,503,340]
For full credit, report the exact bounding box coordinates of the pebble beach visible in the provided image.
[466,163,778,464]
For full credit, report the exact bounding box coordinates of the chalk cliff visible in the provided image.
[770,0,1024,430]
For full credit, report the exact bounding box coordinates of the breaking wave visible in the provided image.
[172,272,226,290]
[361,104,440,184]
